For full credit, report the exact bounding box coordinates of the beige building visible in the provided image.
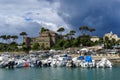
[90,36,99,42]
[24,30,59,48]
[103,31,120,41]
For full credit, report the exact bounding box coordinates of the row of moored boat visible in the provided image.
[0,53,112,69]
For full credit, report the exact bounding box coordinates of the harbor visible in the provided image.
[0,51,118,80]
[0,50,116,69]
[0,0,120,80]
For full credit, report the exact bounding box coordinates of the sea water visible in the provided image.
[0,65,119,80]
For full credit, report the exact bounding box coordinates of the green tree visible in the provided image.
[63,40,71,48]
[22,45,31,54]
[79,35,91,46]
[32,42,40,50]
[104,36,109,49]
[103,36,116,49]
[9,42,18,51]
[55,39,65,49]
[11,35,18,43]
[111,38,116,46]
[98,37,104,44]
[20,32,27,43]
[41,43,45,50]
[69,30,76,40]
[64,34,69,40]
[6,35,11,43]
[79,26,89,35]
[1,35,8,43]
[66,33,71,40]
[72,39,79,47]
[40,27,49,33]
[89,28,96,36]
[57,27,65,39]
[41,27,45,32]
[116,39,120,45]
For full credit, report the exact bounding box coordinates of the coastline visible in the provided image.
[0,51,120,63]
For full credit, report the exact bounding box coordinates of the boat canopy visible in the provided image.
[78,56,84,60]
[80,48,88,52]
[85,56,92,62]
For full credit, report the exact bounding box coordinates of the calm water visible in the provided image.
[0,65,120,80]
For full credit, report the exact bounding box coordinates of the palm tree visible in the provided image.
[69,30,76,40]
[1,35,7,43]
[0,35,4,43]
[40,27,49,33]
[20,32,27,37]
[7,35,11,43]
[79,26,89,35]
[11,35,18,42]
[0,36,3,43]
[89,28,96,36]
[41,27,45,33]
[57,27,65,39]
[20,32,27,43]
[64,33,69,40]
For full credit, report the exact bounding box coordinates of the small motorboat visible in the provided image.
[96,58,112,68]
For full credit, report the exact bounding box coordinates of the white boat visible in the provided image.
[79,60,96,68]
[14,59,26,68]
[72,55,96,68]
[96,58,112,68]
[50,54,72,67]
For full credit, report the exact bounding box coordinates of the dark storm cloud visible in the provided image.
[0,0,120,43]
[58,0,120,36]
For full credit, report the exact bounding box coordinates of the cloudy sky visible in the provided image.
[0,0,120,42]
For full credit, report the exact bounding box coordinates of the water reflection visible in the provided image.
[0,67,119,80]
